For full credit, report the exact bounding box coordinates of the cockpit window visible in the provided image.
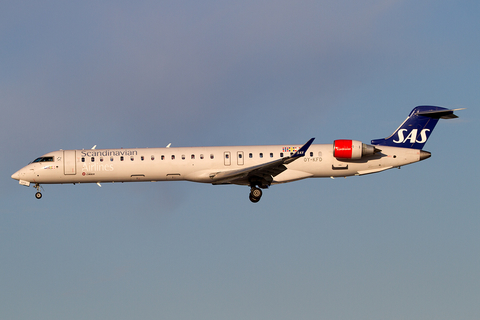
[32,156,54,163]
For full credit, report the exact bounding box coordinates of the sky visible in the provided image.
[1,0,479,319]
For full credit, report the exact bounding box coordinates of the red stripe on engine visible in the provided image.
[334,140,353,158]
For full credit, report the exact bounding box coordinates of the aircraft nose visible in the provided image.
[11,167,28,181]
[11,170,21,180]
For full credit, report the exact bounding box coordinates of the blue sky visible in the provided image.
[1,1,479,319]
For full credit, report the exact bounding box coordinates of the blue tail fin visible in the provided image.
[371,106,461,149]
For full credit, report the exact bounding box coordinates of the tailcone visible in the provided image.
[420,150,431,161]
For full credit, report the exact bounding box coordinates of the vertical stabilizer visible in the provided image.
[371,106,462,149]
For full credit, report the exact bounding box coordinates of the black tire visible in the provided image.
[249,193,260,203]
[35,192,42,199]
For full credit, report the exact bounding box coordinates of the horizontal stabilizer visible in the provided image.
[416,108,465,119]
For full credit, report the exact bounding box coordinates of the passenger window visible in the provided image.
[200,154,204,159]
[280,152,284,157]
[110,157,114,162]
[259,153,263,158]
[161,155,165,160]
[81,157,85,162]
[270,153,273,158]
[191,154,195,159]
[210,154,214,159]
[249,153,253,158]
[100,157,104,162]
[310,152,313,157]
[182,155,185,160]
[91,157,95,162]
[171,155,175,160]
[141,156,144,161]
[120,156,124,161]
[238,153,242,159]
[225,154,229,159]
[131,156,134,161]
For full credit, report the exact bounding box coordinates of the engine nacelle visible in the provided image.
[334,140,378,160]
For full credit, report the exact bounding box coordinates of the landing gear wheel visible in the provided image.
[251,187,262,198]
[249,187,262,203]
[249,193,260,203]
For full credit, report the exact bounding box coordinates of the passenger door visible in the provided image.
[63,150,76,175]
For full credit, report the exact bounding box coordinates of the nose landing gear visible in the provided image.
[34,183,42,199]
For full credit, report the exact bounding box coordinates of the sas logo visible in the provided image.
[394,129,430,144]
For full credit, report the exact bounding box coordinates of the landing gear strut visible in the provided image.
[249,187,262,203]
[34,183,42,199]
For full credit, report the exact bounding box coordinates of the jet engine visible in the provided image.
[334,140,379,159]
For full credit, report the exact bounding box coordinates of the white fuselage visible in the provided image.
[12,143,424,186]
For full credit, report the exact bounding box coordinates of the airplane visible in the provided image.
[11,106,463,202]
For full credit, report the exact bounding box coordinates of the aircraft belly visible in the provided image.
[184,170,217,183]
[272,170,313,183]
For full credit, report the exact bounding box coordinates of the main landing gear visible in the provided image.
[34,183,42,199]
[249,186,263,203]
[248,177,271,203]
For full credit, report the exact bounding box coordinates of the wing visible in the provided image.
[209,138,315,186]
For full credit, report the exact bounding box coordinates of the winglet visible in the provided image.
[291,138,315,158]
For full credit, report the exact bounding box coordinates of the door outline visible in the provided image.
[63,150,76,175]
[224,152,231,166]
[237,151,244,165]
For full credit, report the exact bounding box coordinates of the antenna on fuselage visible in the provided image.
[166,143,171,148]
[91,145,97,150]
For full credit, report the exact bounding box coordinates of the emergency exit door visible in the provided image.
[224,152,231,166]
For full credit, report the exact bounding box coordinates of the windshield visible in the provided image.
[31,156,54,163]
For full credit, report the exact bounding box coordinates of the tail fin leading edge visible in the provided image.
[371,106,463,150]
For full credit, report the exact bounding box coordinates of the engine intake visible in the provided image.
[334,140,379,159]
